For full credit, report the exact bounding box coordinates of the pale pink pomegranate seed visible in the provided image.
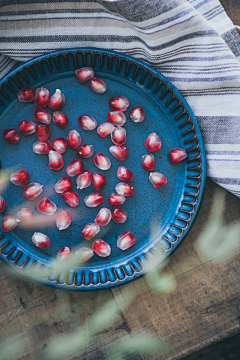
[109,96,129,111]
[66,159,85,177]
[32,232,50,249]
[111,127,126,145]
[51,137,67,154]
[2,128,20,144]
[61,190,79,207]
[117,231,136,250]
[57,246,72,261]
[17,208,34,226]
[117,166,134,182]
[0,195,5,212]
[81,223,100,240]
[94,152,111,170]
[107,111,126,126]
[49,150,64,170]
[10,169,29,186]
[115,182,134,196]
[53,111,69,128]
[97,122,115,137]
[75,67,94,83]
[75,142,94,158]
[75,247,94,263]
[92,172,107,190]
[54,176,73,194]
[67,130,81,149]
[78,115,97,131]
[35,87,49,108]
[130,105,145,123]
[109,145,129,161]
[48,89,65,111]
[34,108,51,124]
[23,183,43,200]
[108,193,125,206]
[1,216,20,232]
[17,86,35,102]
[56,209,71,230]
[33,140,52,154]
[169,148,187,165]
[94,207,111,226]
[112,206,128,223]
[141,154,155,171]
[37,197,57,215]
[88,77,107,93]
[17,119,35,136]
[35,124,51,140]
[84,191,104,208]
[92,239,111,257]
[149,172,167,187]
[76,170,93,190]
[144,133,161,152]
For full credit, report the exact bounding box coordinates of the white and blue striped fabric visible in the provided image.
[0,0,240,196]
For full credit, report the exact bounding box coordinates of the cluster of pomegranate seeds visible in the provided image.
[53,111,68,128]
[81,223,100,240]
[56,209,71,230]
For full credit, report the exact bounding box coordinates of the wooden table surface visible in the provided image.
[1,1,240,359]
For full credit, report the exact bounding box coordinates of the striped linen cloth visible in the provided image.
[0,0,240,196]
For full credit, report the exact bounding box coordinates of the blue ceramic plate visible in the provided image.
[0,48,206,291]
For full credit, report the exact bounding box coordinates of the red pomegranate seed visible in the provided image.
[107,111,126,126]
[76,142,94,158]
[67,129,81,149]
[112,206,128,223]
[2,216,20,232]
[111,127,126,145]
[49,150,64,170]
[34,108,51,124]
[61,190,79,207]
[109,96,129,111]
[115,182,134,196]
[109,145,129,161]
[84,191,104,208]
[57,246,72,261]
[2,127,20,144]
[94,152,111,170]
[94,207,111,226]
[88,77,107,93]
[92,239,111,257]
[54,176,73,194]
[10,169,29,186]
[108,193,125,206]
[66,159,85,177]
[117,166,134,182]
[169,148,187,165]
[75,67,94,83]
[81,223,100,240]
[130,105,145,123]
[32,232,50,249]
[35,124,51,140]
[144,133,161,152]
[48,89,65,111]
[97,122,115,137]
[17,86,35,102]
[17,119,35,136]
[56,209,71,230]
[141,154,155,171]
[0,195,5,212]
[35,87,49,108]
[37,197,57,215]
[78,114,97,131]
[51,137,67,154]
[75,247,94,263]
[92,172,107,190]
[33,140,52,154]
[117,231,136,250]
[23,183,43,200]
[76,170,93,190]
[17,208,34,225]
[53,111,69,128]
[149,172,167,187]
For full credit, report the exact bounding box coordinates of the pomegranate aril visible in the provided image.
[54,176,73,194]
[10,169,29,186]
[84,191,104,208]
[112,206,128,224]
[33,140,52,154]
[2,216,19,232]
[76,143,94,158]
[78,115,97,131]
[109,96,129,111]
[17,119,35,136]
[66,159,85,177]
[109,145,129,161]
[34,108,51,124]
[57,246,72,261]
[89,77,107,93]
[56,209,71,230]
[17,86,35,102]
[115,182,134,196]
[111,127,126,145]
[2,128,20,144]
[92,172,107,190]
[32,232,50,249]
[35,87,49,108]
[53,111,69,128]
[130,105,145,123]
[61,190,79,207]
[81,223,100,240]
[144,133,161,152]
[108,193,126,206]
[141,154,155,171]
[51,137,67,154]
[48,89,65,111]
[94,152,111,171]
[107,111,126,126]
[35,124,51,140]
[149,172,167,187]
[75,67,94,83]
[75,247,94,263]
[92,239,111,257]
[94,208,111,226]
[49,150,64,170]
[169,148,187,165]
[23,183,43,200]
[0,195,5,212]
[117,166,134,182]
[97,122,115,137]
[37,197,57,215]
[67,130,81,149]
[76,170,93,190]
[117,231,136,250]
[17,208,34,225]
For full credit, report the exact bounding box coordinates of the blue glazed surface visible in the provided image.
[0,48,206,290]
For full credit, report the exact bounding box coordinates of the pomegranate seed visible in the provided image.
[66,159,85,177]
[112,206,128,223]
[1,216,20,232]
[56,209,71,230]
[32,232,50,249]
[78,115,97,131]
[108,193,125,206]
[75,247,94,263]
[94,152,111,170]
[115,182,134,196]
[48,89,65,111]
[94,207,111,226]
[130,105,145,123]
[0,195,5,212]
[53,111,69,128]
[97,122,115,137]
[17,119,35,136]
[81,223,100,240]
[76,142,94,158]
[57,246,72,261]
[2,128,20,144]
[169,148,187,165]
[34,108,51,124]
[84,191,104,208]
[141,154,155,171]
[92,172,107,190]
[51,137,67,154]
[76,170,93,190]
[37,197,57,215]
[33,140,52,154]
[111,127,126,145]
[23,183,43,200]
[17,208,34,225]
[49,150,64,170]
[75,67,94,83]
[88,77,107,93]
[61,190,79,207]
[144,133,161,152]
[67,130,81,149]
[109,145,129,161]
[10,169,29,186]
[92,239,111,257]
[117,231,136,250]
[35,124,51,140]
[54,176,73,194]
[117,166,134,182]
[35,87,49,108]
[17,86,35,102]
[109,96,129,111]
[107,111,126,126]
[149,172,167,187]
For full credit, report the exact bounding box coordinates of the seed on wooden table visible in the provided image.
[94,208,111,226]
[23,183,43,200]
[17,208,34,225]
[56,209,71,230]
[169,148,187,165]
[37,197,57,215]
[10,169,29,186]
[76,142,94,158]
[81,223,100,240]
[48,89,65,111]
[2,127,21,144]
[48,150,64,170]
[51,137,67,154]
[84,191,104,208]
[34,108,51,124]
[32,232,50,249]
[35,87,49,108]
[75,67,94,83]
[61,190,79,207]
[67,130,81,149]
[33,140,52,154]
[76,170,93,190]
[54,176,73,194]
[89,77,107,93]
[109,145,129,161]
[111,206,128,223]
[149,172,167,187]
[1,216,20,232]
[35,124,51,140]
[144,133,161,152]
[92,239,111,257]
[117,231,136,250]
[17,86,35,102]
[17,119,35,136]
